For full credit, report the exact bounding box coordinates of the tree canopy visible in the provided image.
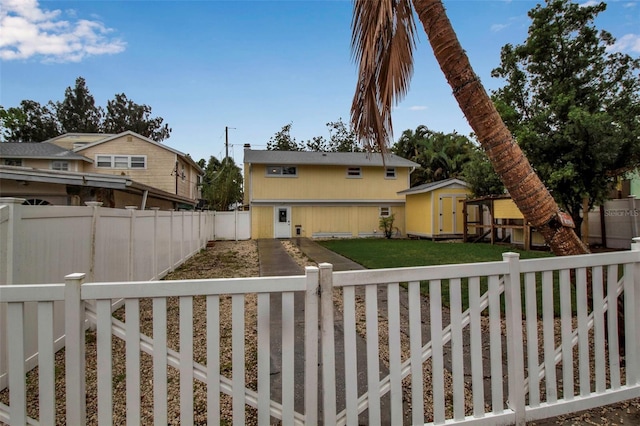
[392,125,474,187]
[0,76,172,142]
[491,0,640,233]
[200,156,243,211]
[266,119,364,152]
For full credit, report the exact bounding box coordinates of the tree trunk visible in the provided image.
[412,0,588,256]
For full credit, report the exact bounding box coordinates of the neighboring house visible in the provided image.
[243,148,419,239]
[399,178,473,240]
[0,131,203,209]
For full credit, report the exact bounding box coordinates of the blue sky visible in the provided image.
[1,0,639,165]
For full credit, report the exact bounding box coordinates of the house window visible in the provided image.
[181,165,186,181]
[266,165,297,177]
[380,206,391,217]
[51,161,69,171]
[347,167,362,178]
[96,155,147,169]
[4,159,22,166]
[385,167,396,179]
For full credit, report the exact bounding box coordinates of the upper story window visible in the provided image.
[96,155,147,169]
[266,165,297,177]
[346,167,362,178]
[4,159,22,166]
[51,161,69,171]
[385,167,396,179]
[380,206,391,217]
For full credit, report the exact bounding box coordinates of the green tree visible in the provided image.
[326,118,363,152]
[350,0,588,256]
[55,77,102,133]
[0,101,60,142]
[491,0,640,236]
[462,146,505,197]
[267,123,303,151]
[201,156,243,211]
[103,93,172,142]
[392,125,474,186]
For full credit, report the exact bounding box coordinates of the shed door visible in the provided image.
[274,206,292,238]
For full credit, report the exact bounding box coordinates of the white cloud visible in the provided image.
[0,0,126,62]
[623,2,636,9]
[408,106,428,111]
[491,23,509,33]
[607,33,640,53]
[579,1,600,7]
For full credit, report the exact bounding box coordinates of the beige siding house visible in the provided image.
[244,148,419,239]
[1,132,203,209]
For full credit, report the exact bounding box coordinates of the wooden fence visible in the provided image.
[1,243,639,425]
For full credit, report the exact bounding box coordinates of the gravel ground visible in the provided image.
[2,239,638,425]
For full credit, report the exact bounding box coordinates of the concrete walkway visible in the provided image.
[257,238,389,425]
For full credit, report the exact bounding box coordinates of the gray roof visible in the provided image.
[0,142,92,162]
[397,178,469,195]
[243,149,420,168]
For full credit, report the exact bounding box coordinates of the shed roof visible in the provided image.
[397,178,469,195]
[0,142,92,162]
[243,149,420,168]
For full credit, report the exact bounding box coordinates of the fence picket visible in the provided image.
[304,266,319,426]
[232,294,245,425]
[282,292,295,425]
[365,284,381,425]
[525,272,540,407]
[449,277,465,421]
[342,286,358,425]
[7,303,26,425]
[576,267,590,396]
[96,299,113,426]
[257,293,269,425]
[408,281,424,425]
[624,263,638,385]
[153,297,168,426]
[386,283,402,425]
[125,298,141,424]
[592,266,606,393]
[606,265,621,389]
[559,269,574,400]
[488,275,504,413]
[37,301,55,424]
[179,296,194,425]
[430,279,445,424]
[542,270,558,403]
[468,276,484,416]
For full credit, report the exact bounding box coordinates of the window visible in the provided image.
[385,167,396,179]
[51,161,69,171]
[266,165,297,177]
[380,206,391,217]
[95,155,146,169]
[346,167,362,178]
[4,159,22,166]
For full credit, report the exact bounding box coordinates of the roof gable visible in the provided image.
[243,149,420,168]
[397,178,470,195]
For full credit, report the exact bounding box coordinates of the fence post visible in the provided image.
[503,252,525,424]
[0,198,25,285]
[629,237,640,385]
[319,263,336,424]
[85,202,103,282]
[305,266,320,425]
[151,207,160,280]
[65,272,87,426]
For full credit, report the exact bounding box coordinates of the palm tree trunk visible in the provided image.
[412,0,588,256]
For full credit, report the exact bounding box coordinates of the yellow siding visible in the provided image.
[79,135,179,194]
[251,206,274,239]
[405,192,433,236]
[494,199,524,219]
[249,164,409,201]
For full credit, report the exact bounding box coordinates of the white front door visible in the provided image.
[274,206,292,238]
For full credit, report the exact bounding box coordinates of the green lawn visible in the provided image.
[318,238,558,313]
[317,238,553,268]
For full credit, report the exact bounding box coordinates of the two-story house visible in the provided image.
[0,131,203,209]
[243,148,419,239]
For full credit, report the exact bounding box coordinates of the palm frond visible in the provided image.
[351,0,417,152]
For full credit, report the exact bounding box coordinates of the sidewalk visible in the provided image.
[257,238,389,425]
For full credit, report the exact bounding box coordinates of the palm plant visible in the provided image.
[350,0,588,256]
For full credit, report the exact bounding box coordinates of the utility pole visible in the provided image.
[225,126,236,159]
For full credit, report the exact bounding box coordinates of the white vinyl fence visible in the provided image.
[588,197,640,249]
[1,242,639,425]
[0,198,249,391]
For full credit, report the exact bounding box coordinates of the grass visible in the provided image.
[318,238,559,313]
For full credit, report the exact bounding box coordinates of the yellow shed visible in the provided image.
[398,178,472,239]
